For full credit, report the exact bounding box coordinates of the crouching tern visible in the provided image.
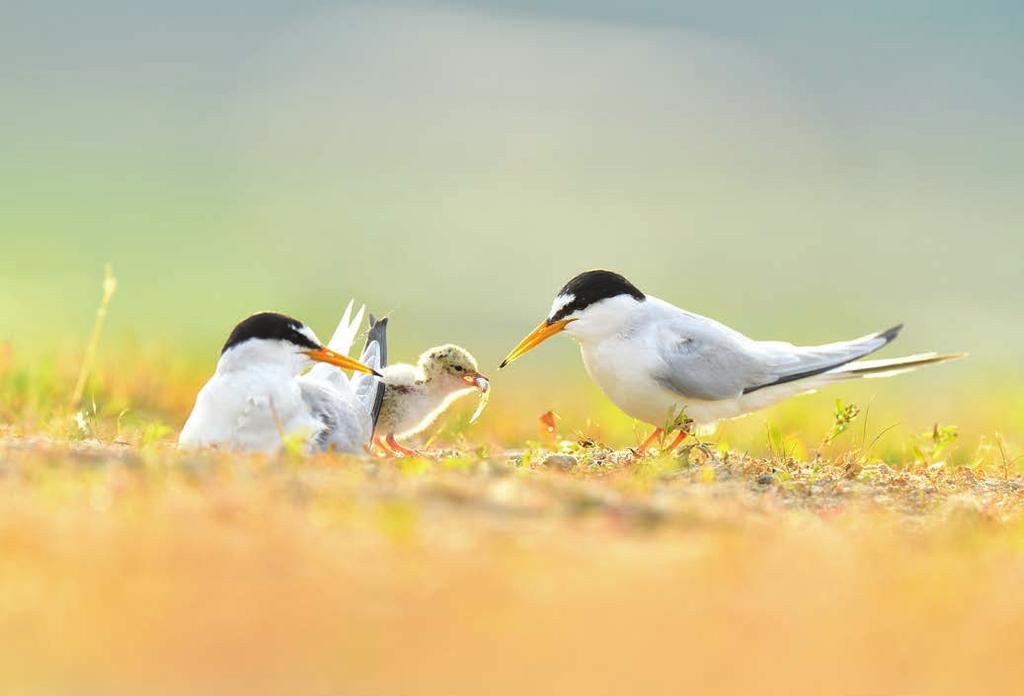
[179,303,387,454]
[500,270,963,453]
[374,345,489,457]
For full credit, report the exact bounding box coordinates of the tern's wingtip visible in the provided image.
[877,323,904,343]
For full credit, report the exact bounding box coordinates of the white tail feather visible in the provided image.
[306,300,367,390]
[325,300,365,357]
[735,350,964,423]
[831,352,966,379]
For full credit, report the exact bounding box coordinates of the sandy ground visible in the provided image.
[1,436,1023,695]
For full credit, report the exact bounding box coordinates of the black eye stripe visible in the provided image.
[288,329,320,351]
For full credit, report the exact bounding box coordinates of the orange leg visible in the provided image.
[385,433,419,458]
[369,435,390,458]
[635,427,664,455]
[666,430,689,451]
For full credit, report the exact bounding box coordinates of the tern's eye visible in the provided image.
[453,365,464,372]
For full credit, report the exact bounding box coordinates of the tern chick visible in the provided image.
[500,269,965,454]
[374,344,489,456]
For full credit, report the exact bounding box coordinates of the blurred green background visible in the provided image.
[3,1,1022,390]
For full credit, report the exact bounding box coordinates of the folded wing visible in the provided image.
[353,314,388,430]
[300,300,387,452]
[653,316,905,400]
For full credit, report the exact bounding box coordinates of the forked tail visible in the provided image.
[832,351,967,379]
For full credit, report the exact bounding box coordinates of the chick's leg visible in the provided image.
[385,433,420,458]
[369,435,390,458]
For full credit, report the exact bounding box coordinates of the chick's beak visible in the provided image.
[462,373,490,392]
[305,346,382,377]
[499,318,575,368]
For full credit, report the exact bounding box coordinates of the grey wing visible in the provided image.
[299,380,372,453]
[353,314,387,431]
[653,314,904,400]
[298,381,344,451]
[652,317,773,401]
[739,325,901,394]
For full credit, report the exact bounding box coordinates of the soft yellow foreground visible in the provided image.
[1,433,1022,696]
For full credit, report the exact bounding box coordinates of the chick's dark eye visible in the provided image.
[454,366,464,372]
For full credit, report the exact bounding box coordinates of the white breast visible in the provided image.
[579,332,676,424]
[576,310,749,427]
[179,369,323,453]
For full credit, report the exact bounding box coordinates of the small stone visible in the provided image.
[756,474,773,485]
[540,454,577,471]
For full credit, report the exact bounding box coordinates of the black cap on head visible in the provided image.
[548,270,645,323]
[222,312,320,354]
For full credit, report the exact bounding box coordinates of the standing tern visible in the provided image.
[500,270,963,453]
[373,344,489,456]
[179,304,386,454]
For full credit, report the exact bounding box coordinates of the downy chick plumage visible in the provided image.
[375,344,488,453]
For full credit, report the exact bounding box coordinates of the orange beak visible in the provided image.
[499,318,575,368]
[304,347,382,377]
